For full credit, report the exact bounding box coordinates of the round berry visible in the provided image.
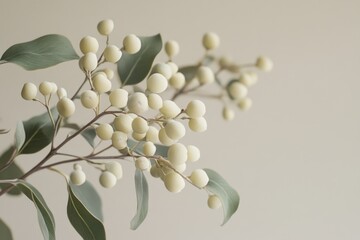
[146,126,159,143]
[239,72,257,87]
[57,97,75,118]
[219,56,234,69]
[227,81,248,100]
[92,73,112,93]
[188,117,207,132]
[143,141,156,156]
[222,107,235,121]
[101,68,114,80]
[169,72,185,89]
[97,19,114,35]
[147,93,163,110]
[189,169,209,188]
[173,163,187,173]
[96,123,114,140]
[39,81,53,96]
[70,170,86,186]
[81,90,99,109]
[109,89,128,108]
[50,82,58,94]
[82,52,98,71]
[202,32,220,50]
[167,62,179,75]
[186,100,206,118]
[99,171,117,188]
[132,132,146,141]
[123,34,141,54]
[158,128,175,146]
[165,120,185,140]
[21,82,37,100]
[150,166,161,178]
[147,73,168,93]
[255,56,273,71]
[112,131,128,150]
[187,145,200,162]
[104,45,122,63]
[207,195,222,209]
[132,117,149,134]
[80,36,99,54]
[127,92,149,115]
[167,143,187,165]
[135,156,150,170]
[196,66,214,85]
[164,172,185,193]
[164,40,180,58]
[160,100,181,119]
[57,87,67,99]
[238,98,253,111]
[151,63,172,80]
[113,114,133,134]
[105,161,123,179]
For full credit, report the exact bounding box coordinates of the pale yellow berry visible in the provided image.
[57,97,75,118]
[135,156,151,170]
[164,40,180,58]
[169,72,185,89]
[82,52,98,71]
[158,128,175,146]
[132,132,146,141]
[228,81,248,100]
[132,117,149,134]
[73,163,82,171]
[80,36,99,54]
[21,82,37,100]
[105,161,123,179]
[92,73,112,93]
[202,32,220,50]
[207,195,222,209]
[70,170,86,186]
[164,172,185,193]
[113,114,133,134]
[189,169,209,188]
[143,141,156,156]
[104,45,122,63]
[101,68,114,80]
[173,163,187,173]
[196,66,214,84]
[81,90,98,109]
[146,126,159,143]
[222,107,235,121]
[50,82,58,94]
[96,123,114,140]
[112,131,128,150]
[39,81,53,96]
[57,88,67,99]
[219,56,234,69]
[123,34,141,54]
[239,72,257,87]
[147,93,163,110]
[165,120,185,140]
[167,62,179,75]
[238,98,253,111]
[151,63,172,80]
[97,19,114,36]
[150,166,161,178]
[167,143,187,165]
[109,89,128,108]
[187,145,200,162]
[99,171,117,188]
[255,56,273,71]
[127,92,149,114]
[147,73,168,93]
[160,100,181,118]
[186,100,206,118]
[188,117,207,132]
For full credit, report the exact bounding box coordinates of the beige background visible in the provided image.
[1,0,360,239]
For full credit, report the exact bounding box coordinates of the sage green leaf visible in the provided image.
[178,65,198,82]
[0,218,13,240]
[130,169,148,230]
[1,34,79,70]
[0,146,16,170]
[63,123,96,148]
[18,109,58,154]
[15,121,25,151]
[69,181,103,221]
[16,180,56,240]
[0,155,23,196]
[118,34,162,86]
[203,168,240,226]
[67,184,106,240]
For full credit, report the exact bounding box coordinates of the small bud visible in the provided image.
[188,117,207,132]
[146,126,159,143]
[123,34,141,54]
[158,128,175,146]
[92,72,112,94]
[238,98,253,111]
[82,52,98,71]
[80,36,99,54]
[187,145,200,162]
[169,72,185,89]
[96,123,114,140]
[147,73,168,93]
[109,89,128,108]
[104,45,122,63]
[160,100,181,119]
[164,40,180,58]
[143,141,156,156]
[99,171,117,188]
[164,172,185,193]
[207,195,222,209]
[21,82,37,100]
[202,32,220,50]
[227,81,248,100]
[39,81,53,96]
[135,156,151,170]
[70,169,86,186]
[151,63,173,80]
[57,88,67,99]
[189,169,209,188]
[186,100,206,118]
[167,143,187,165]
[148,93,163,110]
[256,56,273,71]
[105,161,123,179]
[81,90,99,109]
[97,19,114,36]
[222,107,235,121]
[57,97,75,118]
[196,66,214,85]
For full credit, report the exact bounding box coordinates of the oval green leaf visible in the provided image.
[178,65,198,82]
[15,121,25,152]
[0,149,23,195]
[16,180,56,240]
[117,34,162,86]
[130,169,148,230]
[1,34,79,70]
[67,183,106,240]
[17,108,58,154]
[0,218,13,240]
[203,168,240,226]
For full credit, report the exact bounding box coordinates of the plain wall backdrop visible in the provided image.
[0,0,359,239]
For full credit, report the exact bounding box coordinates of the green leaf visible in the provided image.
[0,218,13,240]
[118,34,162,86]
[1,34,79,70]
[203,168,240,226]
[67,183,106,240]
[178,65,198,82]
[0,146,16,170]
[18,109,58,154]
[15,121,25,151]
[69,181,103,221]
[130,169,148,230]
[0,151,23,196]
[16,180,56,240]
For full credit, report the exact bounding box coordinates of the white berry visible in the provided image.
[112,131,128,150]
[132,132,146,141]
[189,169,209,188]
[97,19,114,36]
[160,100,181,118]
[228,81,248,100]
[207,195,222,209]
[256,56,273,71]
[167,143,187,165]
[238,98,253,111]
[81,90,99,109]
[135,157,151,171]
[109,89,128,108]
[164,172,185,193]
[80,36,99,54]
[57,97,75,118]
[105,161,123,179]
[164,40,180,58]
[101,68,114,80]
[186,100,206,118]
[92,72,112,93]
[57,87,67,99]
[96,123,114,140]
[127,92,149,115]
[113,114,133,134]
[222,107,235,121]
[39,81,53,96]
[158,128,175,146]
[99,171,117,188]
[187,145,200,162]
[196,66,214,85]
[82,52,98,71]
[188,117,207,132]
[70,170,86,186]
[169,72,185,89]
[146,126,159,143]
[167,62,179,75]
[165,120,185,140]
[151,63,172,80]
[147,73,168,93]
[147,93,163,110]
[202,32,220,50]
[104,45,122,63]
[132,117,149,134]
[239,72,257,87]
[143,141,156,156]
[123,34,141,54]
[21,82,37,100]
